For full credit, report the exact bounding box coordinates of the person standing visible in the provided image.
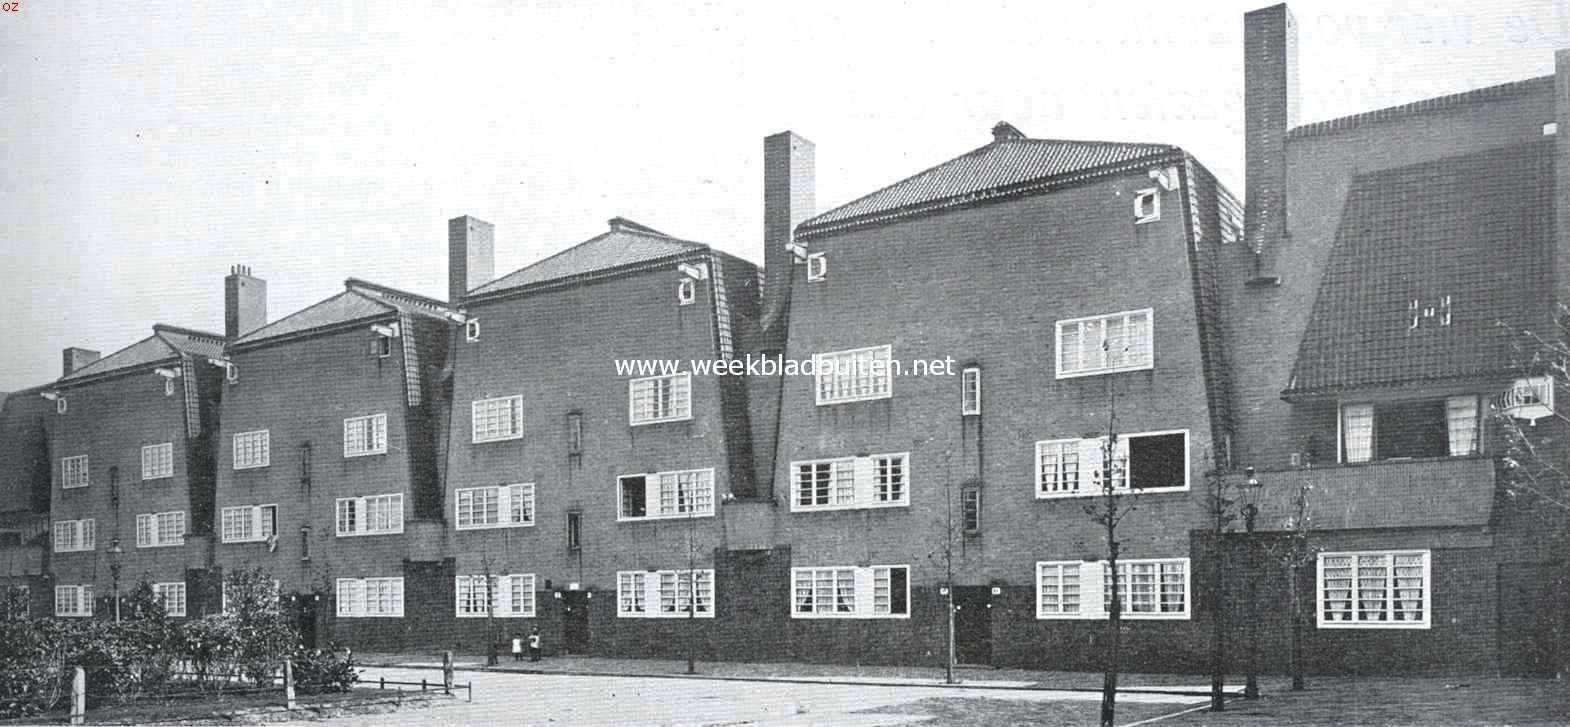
[528,626,542,662]
[511,633,523,662]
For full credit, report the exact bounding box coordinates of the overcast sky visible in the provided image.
[1,0,1566,391]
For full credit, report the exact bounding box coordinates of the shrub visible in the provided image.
[291,647,359,693]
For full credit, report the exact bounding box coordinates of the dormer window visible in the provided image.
[1340,396,1479,463]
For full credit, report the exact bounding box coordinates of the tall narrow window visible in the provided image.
[465,318,480,342]
[1445,396,1479,456]
[566,511,582,551]
[1340,404,1374,463]
[961,486,981,534]
[961,367,981,415]
[677,279,696,305]
[566,412,583,455]
[806,253,828,282]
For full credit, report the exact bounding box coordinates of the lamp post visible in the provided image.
[107,537,124,623]
[1240,467,1262,701]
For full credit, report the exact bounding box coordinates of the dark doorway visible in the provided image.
[953,586,992,666]
[294,593,319,649]
[562,591,590,655]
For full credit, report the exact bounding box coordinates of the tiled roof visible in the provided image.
[59,324,224,383]
[799,125,1177,234]
[1288,76,1552,141]
[1285,140,1554,396]
[471,217,708,296]
[233,279,448,348]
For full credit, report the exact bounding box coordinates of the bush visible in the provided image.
[291,647,359,693]
[0,617,69,716]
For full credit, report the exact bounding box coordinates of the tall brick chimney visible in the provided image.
[224,265,267,341]
[61,347,100,377]
[759,131,815,341]
[448,215,495,305]
[1243,3,1298,283]
[1554,49,1570,309]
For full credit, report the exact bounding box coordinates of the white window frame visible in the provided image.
[455,573,537,618]
[135,511,187,548]
[1055,308,1154,379]
[628,372,693,426]
[335,494,405,537]
[141,443,174,481]
[232,429,271,470]
[61,455,90,489]
[1036,558,1190,620]
[52,518,96,553]
[454,484,536,530]
[153,582,187,617]
[471,396,524,443]
[1317,550,1431,629]
[677,278,696,305]
[1134,188,1161,224]
[342,413,389,457]
[616,569,716,619]
[465,318,481,342]
[335,577,404,617]
[1035,430,1188,498]
[617,468,717,522]
[814,344,893,405]
[54,585,93,617]
[1338,398,1481,464]
[220,504,278,543]
[790,452,910,512]
[961,366,981,416]
[806,252,827,282]
[790,565,910,619]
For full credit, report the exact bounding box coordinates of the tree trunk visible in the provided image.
[1211,531,1227,711]
[1101,540,1120,727]
[1291,560,1305,691]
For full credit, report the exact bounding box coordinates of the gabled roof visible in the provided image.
[1285,140,1554,397]
[798,122,1178,237]
[233,280,449,347]
[470,217,709,296]
[59,324,225,384]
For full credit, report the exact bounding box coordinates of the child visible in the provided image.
[528,626,542,662]
[511,633,523,662]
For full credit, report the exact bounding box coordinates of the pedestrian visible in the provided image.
[529,626,542,662]
[511,633,523,662]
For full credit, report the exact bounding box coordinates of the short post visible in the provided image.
[442,651,454,695]
[421,677,427,692]
[70,666,85,725]
[284,658,297,710]
[379,676,386,691]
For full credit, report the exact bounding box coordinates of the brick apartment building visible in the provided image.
[0,2,1565,677]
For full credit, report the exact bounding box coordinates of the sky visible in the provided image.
[1,0,1566,391]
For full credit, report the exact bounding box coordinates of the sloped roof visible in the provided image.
[799,124,1177,234]
[1285,140,1554,396]
[59,324,225,383]
[471,217,708,296]
[232,280,449,347]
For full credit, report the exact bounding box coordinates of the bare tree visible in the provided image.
[480,549,500,666]
[1493,313,1570,515]
[1274,482,1316,691]
[1201,464,1239,711]
[923,452,960,685]
[1083,382,1133,727]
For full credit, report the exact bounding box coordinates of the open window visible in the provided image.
[1127,432,1186,490]
[619,476,647,519]
[1340,396,1478,463]
[677,279,696,305]
[1134,188,1161,224]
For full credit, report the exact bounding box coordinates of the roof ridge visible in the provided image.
[1289,75,1553,140]
[344,278,449,311]
[152,323,225,341]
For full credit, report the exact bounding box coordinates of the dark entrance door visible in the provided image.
[294,593,319,649]
[562,591,590,655]
[953,586,992,665]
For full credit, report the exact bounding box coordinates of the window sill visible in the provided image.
[1036,612,1191,621]
[344,450,388,459]
[629,414,694,427]
[790,501,911,513]
[617,611,716,619]
[815,392,893,407]
[1317,620,1429,630]
[220,538,275,545]
[232,464,270,471]
[1055,363,1154,380]
[334,529,405,538]
[790,612,911,620]
[616,512,716,523]
[456,612,536,619]
[1035,486,1189,500]
[471,434,524,445]
[141,475,173,483]
[136,543,186,549]
[455,522,535,532]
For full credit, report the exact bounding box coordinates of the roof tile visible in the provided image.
[472,219,708,296]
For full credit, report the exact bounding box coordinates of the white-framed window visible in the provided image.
[52,518,95,553]
[225,363,239,384]
[375,336,393,358]
[61,455,90,489]
[1134,188,1161,224]
[56,397,68,414]
[54,585,93,617]
[141,443,174,481]
[677,279,696,305]
[153,582,187,617]
[1318,550,1430,629]
[617,468,716,521]
[455,573,537,617]
[1036,558,1190,620]
[806,252,828,282]
[791,453,910,512]
[335,577,404,617]
[961,366,981,416]
[454,484,535,530]
[220,504,277,543]
[465,318,481,342]
[1056,308,1154,378]
[1339,397,1479,464]
[1035,430,1188,498]
[233,430,270,469]
[335,494,404,536]
[616,569,715,618]
[791,565,909,619]
[135,511,187,548]
[471,396,523,443]
[165,378,176,397]
[628,372,692,425]
[814,345,893,405]
[343,413,388,457]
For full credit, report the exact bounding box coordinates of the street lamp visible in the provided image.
[107,537,124,623]
[1240,467,1262,701]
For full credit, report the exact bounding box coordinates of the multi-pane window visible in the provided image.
[220,504,277,543]
[135,511,187,548]
[791,453,910,512]
[1340,397,1479,463]
[1035,431,1188,498]
[472,396,524,443]
[141,443,174,481]
[1036,558,1189,619]
[961,486,981,534]
[566,512,582,551]
[617,468,715,521]
[61,455,90,489]
[1318,550,1430,628]
[153,582,187,617]
[233,430,271,469]
[54,585,93,617]
[52,518,95,553]
[335,494,404,536]
[342,414,388,457]
[814,345,893,405]
[791,565,909,618]
[628,373,693,425]
[454,484,535,530]
[455,574,536,617]
[616,569,715,618]
[336,577,404,617]
[1056,308,1154,378]
[961,367,982,415]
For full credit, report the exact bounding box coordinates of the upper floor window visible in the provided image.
[153,582,187,617]
[455,483,535,530]
[566,511,582,551]
[61,455,90,489]
[52,518,95,553]
[961,486,981,534]
[1133,188,1161,224]
[814,345,892,405]
[1318,550,1429,629]
[791,565,909,619]
[677,278,696,305]
[135,511,187,548]
[141,443,174,481]
[1340,396,1478,463]
[1036,430,1188,498]
[472,396,523,443]
[628,373,692,425]
[961,367,982,416]
[791,453,909,512]
[336,493,404,536]
[456,573,536,617]
[465,318,481,342]
[618,468,715,522]
[806,252,828,282]
[566,412,584,455]
[336,576,403,617]
[1037,558,1189,619]
[343,413,388,457]
[617,569,715,618]
[221,504,277,543]
[54,585,93,617]
[1056,309,1153,378]
[233,430,271,470]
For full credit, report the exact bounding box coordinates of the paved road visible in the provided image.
[312,666,1206,726]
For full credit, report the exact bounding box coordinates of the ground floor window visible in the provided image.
[1037,558,1189,619]
[455,573,536,617]
[153,582,187,617]
[616,569,714,618]
[791,565,909,618]
[55,584,92,617]
[1318,550,1430,628]
[336,577,404,617]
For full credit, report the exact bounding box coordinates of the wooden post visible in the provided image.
[443,651,454,695]
[69,666,85,725]
[284,658,297,710]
